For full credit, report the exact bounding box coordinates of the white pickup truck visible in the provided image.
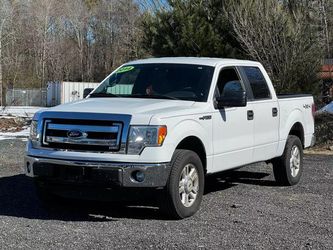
[25,58,315,219]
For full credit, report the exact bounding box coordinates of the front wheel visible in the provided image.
[272,135,304,186]
[161,150,204,219]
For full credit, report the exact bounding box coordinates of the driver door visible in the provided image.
[212,67,254,173]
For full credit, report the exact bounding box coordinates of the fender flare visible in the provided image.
[278,108,305,155]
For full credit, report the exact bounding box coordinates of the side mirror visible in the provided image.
[215,90,247,109]
[83,88,94,98]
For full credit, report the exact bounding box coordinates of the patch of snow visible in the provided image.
[0,127,30,141]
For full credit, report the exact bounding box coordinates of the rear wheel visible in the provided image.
[161,150,204,219]
[272,135,303,186]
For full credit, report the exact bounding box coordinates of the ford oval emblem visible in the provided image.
[67,130,84,139]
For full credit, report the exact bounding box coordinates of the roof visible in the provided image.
[126,57,260,67]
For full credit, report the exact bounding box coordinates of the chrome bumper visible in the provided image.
[24,156,171,188]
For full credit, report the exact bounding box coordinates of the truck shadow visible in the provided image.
[0,171,276,221]
[0,174,162,221]
[205,170,277,194]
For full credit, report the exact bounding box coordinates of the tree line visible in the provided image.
[1,0,333,105]
[143,0,333,94]
[0,0,143,99]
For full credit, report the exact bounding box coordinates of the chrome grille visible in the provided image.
[42,119,122,152]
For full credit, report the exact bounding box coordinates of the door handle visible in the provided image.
[247,110,254,120]
[272,107,278,117]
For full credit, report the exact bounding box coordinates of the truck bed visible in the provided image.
[277,94,315,152]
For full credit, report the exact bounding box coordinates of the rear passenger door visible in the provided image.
[240,66,279,162]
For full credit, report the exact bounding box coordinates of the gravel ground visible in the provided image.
[0,139,332,249]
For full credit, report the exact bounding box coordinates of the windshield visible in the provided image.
[91,63,214,102]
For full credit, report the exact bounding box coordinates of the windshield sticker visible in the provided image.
[116,66,135,74]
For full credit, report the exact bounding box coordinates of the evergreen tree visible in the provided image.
[142,0,242,58]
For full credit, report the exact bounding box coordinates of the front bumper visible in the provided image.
[24,156,171,188]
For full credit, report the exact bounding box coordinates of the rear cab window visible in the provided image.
[242,66,271,100]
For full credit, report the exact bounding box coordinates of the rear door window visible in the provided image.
[243,67,271,100]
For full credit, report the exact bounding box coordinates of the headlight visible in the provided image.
[29,120,38,141]
[127,125,167,155]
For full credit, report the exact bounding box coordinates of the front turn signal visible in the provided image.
[158,126,167,145]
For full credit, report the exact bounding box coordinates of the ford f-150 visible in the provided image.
[25,58,315,219]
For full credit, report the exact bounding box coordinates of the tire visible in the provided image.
[161,149,205,219]
[272,135,303,186]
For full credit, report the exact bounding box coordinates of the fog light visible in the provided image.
[26,162,31,173]
[133,171,145,182]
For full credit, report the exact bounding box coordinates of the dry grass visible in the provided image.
[305,144,333,156]
[0,118,28,132]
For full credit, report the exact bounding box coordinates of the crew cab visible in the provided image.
[25,58,315,219]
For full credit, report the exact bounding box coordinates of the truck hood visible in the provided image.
[48,98,195,124]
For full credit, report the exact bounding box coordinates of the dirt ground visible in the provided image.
[0,139,332,249]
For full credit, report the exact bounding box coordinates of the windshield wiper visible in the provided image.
[130,94,179,100]
[89,92,120,98]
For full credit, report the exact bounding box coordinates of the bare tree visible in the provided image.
[63,0,90,81]
[0,0,146,96]
[0,0,15,106]
[92,0,144,78]
[227,0,323,93]
[29,0,56,88]
[318,0,331,56]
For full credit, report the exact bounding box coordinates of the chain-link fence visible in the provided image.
[5,89,47,107]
